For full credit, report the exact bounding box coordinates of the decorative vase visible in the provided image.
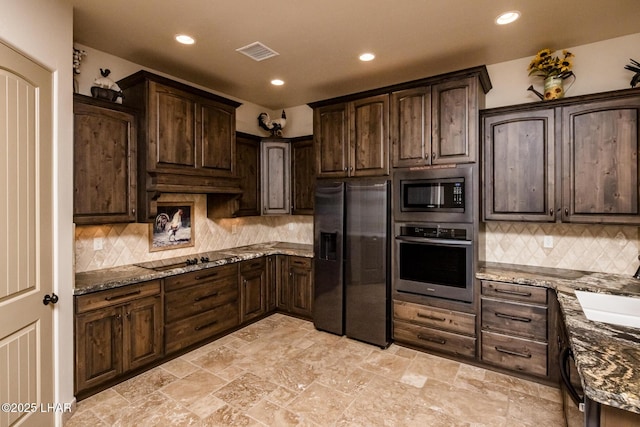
[544,76,564,100]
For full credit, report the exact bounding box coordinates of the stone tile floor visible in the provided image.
[67,314,565,426]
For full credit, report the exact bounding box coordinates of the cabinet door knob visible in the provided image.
[549,208,553,216]
[565,208,569,216]
[432,152,436,159]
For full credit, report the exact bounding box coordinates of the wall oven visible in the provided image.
[394,164,473,224]
[394,222,474,303]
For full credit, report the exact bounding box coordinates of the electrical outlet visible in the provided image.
[288,222,294,231]
[543,235,553,248]
[231,224,237,235]
[93,237,104,251]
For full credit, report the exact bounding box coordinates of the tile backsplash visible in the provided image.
[75,194,313,272]
[481,221,640,275]
[75,193,640,276]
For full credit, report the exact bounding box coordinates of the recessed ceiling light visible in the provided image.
[175,34,195,45]
[496,11,520,25]
[271,79,284,86]
[359,53,375,62]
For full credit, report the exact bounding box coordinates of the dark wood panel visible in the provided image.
[393,320,476,358]
[350,94,389,176]
[483,109,555,221]
[432,77,477,164]
[75,281,161,314]
[481,331,548,377]
[151,84,196,167]
[164,264,237,292]
[239,260,267,323]
[75,306,122,393]
[315,104,348,177]
[200,101,235,175]
[291,137,315,214]
[235,134,260,216]
[393,300,475,336]
[480,281,547,305]
[164,275,238,323]
[481,299,547,341]
[391,87,431,167]
[570,108,638,215]
[73,95,137,224]
[125,295,163,371]
[289,257,313,318]
[164,302,239,354]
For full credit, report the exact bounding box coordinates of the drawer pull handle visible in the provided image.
[194,292,220,302]
[195,272,220,281]
[494,346,532,359]
[494,288,532,297]
[495,312,532,323]
[417,312,446,322]
[417,334,446,345]
[104,289,141,301]
[194,320,219,331]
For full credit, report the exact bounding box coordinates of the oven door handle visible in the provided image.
[394,236,472,246]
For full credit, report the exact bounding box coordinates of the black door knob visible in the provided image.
[43,293,59,305]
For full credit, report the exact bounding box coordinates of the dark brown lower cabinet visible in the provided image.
[164,263,239,354]
[240,258,267,323]
[276,256,313,319]
[393,300,476,358]
[75,255,313,399]
[480,280,558,382]
[74,280,162,395]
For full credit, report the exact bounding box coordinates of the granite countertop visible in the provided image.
[478,262,640,414]
[75,242,313,296]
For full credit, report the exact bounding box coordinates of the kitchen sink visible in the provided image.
[575,290,640,328]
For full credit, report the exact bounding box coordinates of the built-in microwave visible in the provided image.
[393,164,474,223]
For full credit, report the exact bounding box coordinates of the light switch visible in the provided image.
[543,235,553,248]
[231,224,237,235]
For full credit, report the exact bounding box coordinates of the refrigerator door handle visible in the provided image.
[394,236,472,246]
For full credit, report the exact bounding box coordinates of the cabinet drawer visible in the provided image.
[393,320,476,358]
[289,256,311,269]
[393,300,475,336]
[76,280,161,314]
[164,263,237,292]
[481,331,548,377]
[239,257,266,272]
[165,302,239,354]
[165,275,238,323]
[481,281,547,304]
[481,299,547,341]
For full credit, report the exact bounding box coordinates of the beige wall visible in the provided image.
[0,0,75,421]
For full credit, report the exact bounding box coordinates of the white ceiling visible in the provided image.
[71,0,639,109]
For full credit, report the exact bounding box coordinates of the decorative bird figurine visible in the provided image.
[258,110,287,137]
[624,59,640,88]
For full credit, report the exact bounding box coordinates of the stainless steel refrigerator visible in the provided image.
[313,179,390,348]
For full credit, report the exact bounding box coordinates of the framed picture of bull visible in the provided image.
[149,202,194,251]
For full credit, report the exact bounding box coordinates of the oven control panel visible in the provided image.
[399,225,468,240]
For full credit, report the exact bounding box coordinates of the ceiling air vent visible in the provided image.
[235,41,279,62]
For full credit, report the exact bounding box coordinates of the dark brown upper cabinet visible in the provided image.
[561,95,640,224]
[117,71,242,221]
[482,88,640,225]
[313,94,389,178]
[234,132,261,217]
[483,109,556,222]
[291,136,315,215]
[73,94,137,224]
[391,76,481,167]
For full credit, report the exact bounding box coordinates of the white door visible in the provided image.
[0,42,54,427]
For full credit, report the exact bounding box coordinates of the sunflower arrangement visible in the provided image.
[528,48,574,79]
